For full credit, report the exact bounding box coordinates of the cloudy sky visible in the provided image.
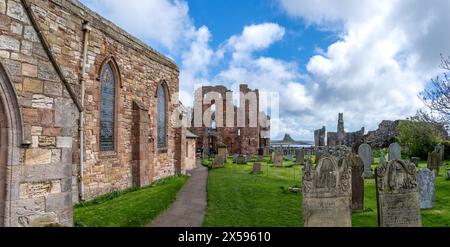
[80,0,450,141]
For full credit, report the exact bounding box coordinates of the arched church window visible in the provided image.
[157,83,168,149]
[99,62,117,151]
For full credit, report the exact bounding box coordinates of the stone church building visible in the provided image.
[1,0,194,227]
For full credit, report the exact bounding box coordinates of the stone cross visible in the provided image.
[417,168,435,209]
[388,143,401,161]
[358,143,374,178]
[302,155,352,227]
[375,160,421,227]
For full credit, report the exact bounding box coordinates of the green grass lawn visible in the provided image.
[204,156,450,227]
[74,175,188,227]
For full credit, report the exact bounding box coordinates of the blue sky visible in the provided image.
[80,0,450,141]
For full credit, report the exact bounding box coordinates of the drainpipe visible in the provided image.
[79,21,91,202]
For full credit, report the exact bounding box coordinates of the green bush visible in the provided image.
[397,120,443,159]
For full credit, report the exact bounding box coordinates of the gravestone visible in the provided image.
[286,154,293,161]
[237,155,247,165]
[302,155,352,227]
[272,151,283,167]
[217,144,228,158]
[375,160,421,227]
[380,150,386,164]
[358,144,374,178]
[212,155,225,168]
[296,149,305,165]
[232,154,239,164]
[435,144,445,166]
[342,153,364,211]
[416,168,435,209]
[388,143,401,161]
[252,162,262,174]
[427,151,440,175]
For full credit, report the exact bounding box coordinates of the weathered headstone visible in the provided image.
[302,155,352,227]
[232,154,239,164]
[212,155,225,168]
[358,144,374,178]
[427,151,440,176]
[217,144,228,158]
[380,150,386,164]
[435,144,445,166]
[252,162,262,174]
[272,150,283,167]
[341,153,364,211]
[286,154,293,161]
[417,168,435,209]
[237,154,247,165]
[388,143,401,161]
[375,160,421,227]
[296,149,305,165]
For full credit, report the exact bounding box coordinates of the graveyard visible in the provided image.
[202,154,450,227]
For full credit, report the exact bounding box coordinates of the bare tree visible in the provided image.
[415,54,450,131]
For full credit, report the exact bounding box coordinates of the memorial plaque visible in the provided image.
[388,143,401,161]
[296,149,305,165]
[375,160,421,227]
[212,155,225,168]
[427,151,440,175]
[341,153,364,211]
[253,162,262,174]
[358,143,374,178]
[417,168,435,209]
[302,155,352,227]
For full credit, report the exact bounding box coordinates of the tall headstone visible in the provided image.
[358,144,374,178]
[388,143,401,161]
[342,153,364,211]
[232,154,239,164]
[417,168,435,209]
[253,162,262,174]
[272,150,283,167]
[296,149,305,165]
[427,151,440,176]
[435,144,445,166]
[380,150,386,164]
[286,154,293,161]
[302,155,352,227]
[375,160,421,227]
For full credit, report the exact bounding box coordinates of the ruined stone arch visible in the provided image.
[0,62,24,227]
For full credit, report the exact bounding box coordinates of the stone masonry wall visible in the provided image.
[24,0,181,200]
[1,0,76,226]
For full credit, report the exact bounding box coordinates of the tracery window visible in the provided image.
[157,83,167,149]
[99,63,116,151]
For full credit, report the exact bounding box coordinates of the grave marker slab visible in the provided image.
[388,143,401,161]
[253,162,262,174]
[427,151,440,175]
[296,149,305,165]
[358,144,374,178]
[375,160,421,227]
[302,155,352,227]
[342,154,364,211]
[417,168,435,209]
[212,155,225,168]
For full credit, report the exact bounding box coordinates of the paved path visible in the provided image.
[149,162,208,227]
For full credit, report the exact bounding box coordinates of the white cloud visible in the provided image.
[275,0,450,140]
[81,0,215,104]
